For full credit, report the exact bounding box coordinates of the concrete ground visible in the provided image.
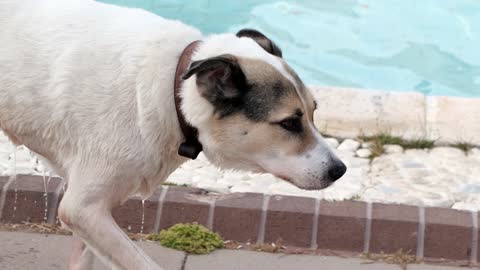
[0,231,475,270]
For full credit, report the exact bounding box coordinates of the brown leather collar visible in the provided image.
[174,40,203,159]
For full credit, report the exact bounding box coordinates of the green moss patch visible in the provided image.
[148,223,223,254]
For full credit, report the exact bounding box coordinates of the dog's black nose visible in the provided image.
[328,162,347,181]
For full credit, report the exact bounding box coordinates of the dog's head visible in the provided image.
[181,29,346,190]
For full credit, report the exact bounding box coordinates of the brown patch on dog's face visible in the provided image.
[187,53,346,190]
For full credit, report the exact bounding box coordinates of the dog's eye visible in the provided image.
[279,118,303,133]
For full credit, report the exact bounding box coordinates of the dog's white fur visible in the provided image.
[1,1,203,268]
[1,0,343,269]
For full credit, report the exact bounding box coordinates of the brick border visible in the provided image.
[0,175,478,262]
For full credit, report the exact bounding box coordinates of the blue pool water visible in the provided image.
[100,0,480,97]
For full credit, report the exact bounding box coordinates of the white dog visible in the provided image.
[0,0,346,269]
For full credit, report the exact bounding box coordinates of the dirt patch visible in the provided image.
[0,222,72,235]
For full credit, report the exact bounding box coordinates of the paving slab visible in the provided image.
[0,231,476,270]
[409,265,477,270]
[0,231,185,270]
[185,249,403,270]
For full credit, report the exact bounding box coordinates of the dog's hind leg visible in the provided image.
[59,170,163,270]
[69,235,95,270]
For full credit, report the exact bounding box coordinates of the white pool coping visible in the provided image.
[310,86,480,145]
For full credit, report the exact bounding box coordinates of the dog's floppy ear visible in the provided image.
[183,54,247,101]
[236,29,282,58]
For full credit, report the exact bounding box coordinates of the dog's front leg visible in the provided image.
[59,173,163,270]
[69,234,94,270]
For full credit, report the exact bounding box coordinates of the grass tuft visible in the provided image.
[148,223,223,254]
[349,194,361,200]
[161,182,188,187]
[400,139,435,149]
[451,142,475,154]
[359,133,435,159]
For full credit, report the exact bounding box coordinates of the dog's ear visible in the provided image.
[236,29,282,58]
[183,54,247,101]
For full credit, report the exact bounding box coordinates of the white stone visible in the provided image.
[337,139,360,152]
[452,202,480,212]
[0,152,9,163]
[355,149,372,158]
[324,138,339,149]
[10,148,34,162]
[194,181,230,194]
[0,111,479,211]
[334,149,355,159]
[230,183,256,194]
[165,177,193,187]
[216,177,245,188]
[344,157,370,168]
[426,96,480,144]
[469,148,480,158]
[4,166,36,175]
[456,185,480,199]
[361,142,372,149]
[311,86,426,139]
[384,144,403,154]
[430,147,466,157]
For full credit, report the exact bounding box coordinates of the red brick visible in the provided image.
[317,200,366,252]
[213,193,263,242]
[158,186,210,231]
[0,176,11,220]
[1,174,62,223]
[264,195,315,247]
[0,176,9,190]
[370,203,418,254]
[112,187,162,234]
[477,212,479,264]
[477,212,480,263]
[424,207,473,261]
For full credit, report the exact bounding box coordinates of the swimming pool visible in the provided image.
[100,0,480,97]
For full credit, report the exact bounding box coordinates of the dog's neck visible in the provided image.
[174,40,203,160]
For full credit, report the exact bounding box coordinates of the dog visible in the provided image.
[0,0,346,269]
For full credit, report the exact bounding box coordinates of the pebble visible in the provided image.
[194,181,230,194]
[355,149,372,158]
[452,202,480,212]
[470,148,480,158]
[337,139,360,152]
[324,137,339,149]
[361,142,372,149]
[384,144,403,154]
[430,147,466,157]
